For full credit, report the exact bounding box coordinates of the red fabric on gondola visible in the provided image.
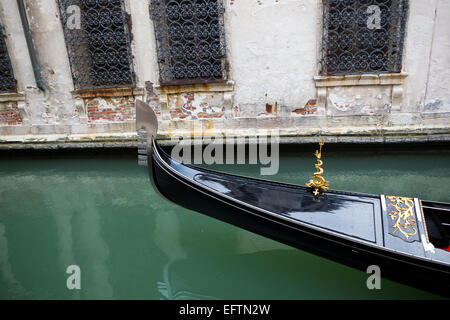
[443,245,450,251]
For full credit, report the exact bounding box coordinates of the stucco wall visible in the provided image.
[423,0,450,115]
[0,0,449,147]
[228,0,319,116]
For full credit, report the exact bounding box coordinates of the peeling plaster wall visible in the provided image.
[423,0,450,114]
[168,92,225,120]
[24,0,76,125]
[86,97,136,123]
[0,0,450,146]
[128,0,159,88]
[0,0,144,138]
[327,86,391,117]
[402,0,437,114]
[0,0,37,133]
[228,0,319,117]
[0,0,34,92]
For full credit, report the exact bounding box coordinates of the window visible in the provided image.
[0,20,16,93]
[320,0,409,76]
[150,0,228,85]
[57,0,135,90]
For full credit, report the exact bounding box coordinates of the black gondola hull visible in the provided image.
[148,140,450,297]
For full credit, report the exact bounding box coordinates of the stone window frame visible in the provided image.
[313,73,408,112]
[315,0,410,112]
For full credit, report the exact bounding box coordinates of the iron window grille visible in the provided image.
[150,0,228,85]
[0,19,17,93]
[57,0,135,90]
[320,0,409,76]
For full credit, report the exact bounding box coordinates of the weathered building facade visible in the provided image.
[0,0,449,148]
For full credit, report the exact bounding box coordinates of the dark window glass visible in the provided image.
[57,0,135,90]
[320,0,409,76]
[150,0,228,85]
[0,20,17,93]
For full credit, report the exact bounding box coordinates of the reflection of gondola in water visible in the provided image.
[136,100,450,297]
[156,250,437,300]
[157,260,218,300]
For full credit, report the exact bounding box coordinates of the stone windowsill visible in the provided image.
[155,80,235,94]
[314,73,408,87]
[72,87,145,99]
[0,92,26,102]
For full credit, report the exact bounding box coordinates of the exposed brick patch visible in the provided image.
[197,111,225,119]
[185,93,195,103]
[85,96,136,123]
[265,101,278,114]
[292,99,317,116]
[170,107,183,119]
[0,102,23,125]
[263,93,278,115]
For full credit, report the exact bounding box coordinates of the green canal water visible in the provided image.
[0,145,449,300]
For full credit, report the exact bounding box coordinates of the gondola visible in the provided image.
[136,100,450,297]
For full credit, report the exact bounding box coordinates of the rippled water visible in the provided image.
[0,145,449,299]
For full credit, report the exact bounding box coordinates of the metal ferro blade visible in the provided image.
[136,100,158,165]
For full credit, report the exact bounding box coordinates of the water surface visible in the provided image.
[0,145,449,299]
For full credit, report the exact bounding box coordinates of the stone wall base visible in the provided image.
[1,123,450,149]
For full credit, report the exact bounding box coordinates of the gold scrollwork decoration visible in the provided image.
[386,196,418,241]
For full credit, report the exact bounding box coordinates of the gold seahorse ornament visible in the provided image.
[306,138,329,196]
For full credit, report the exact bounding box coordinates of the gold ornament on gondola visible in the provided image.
[385,196,418,241]
[306,138,329,196]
